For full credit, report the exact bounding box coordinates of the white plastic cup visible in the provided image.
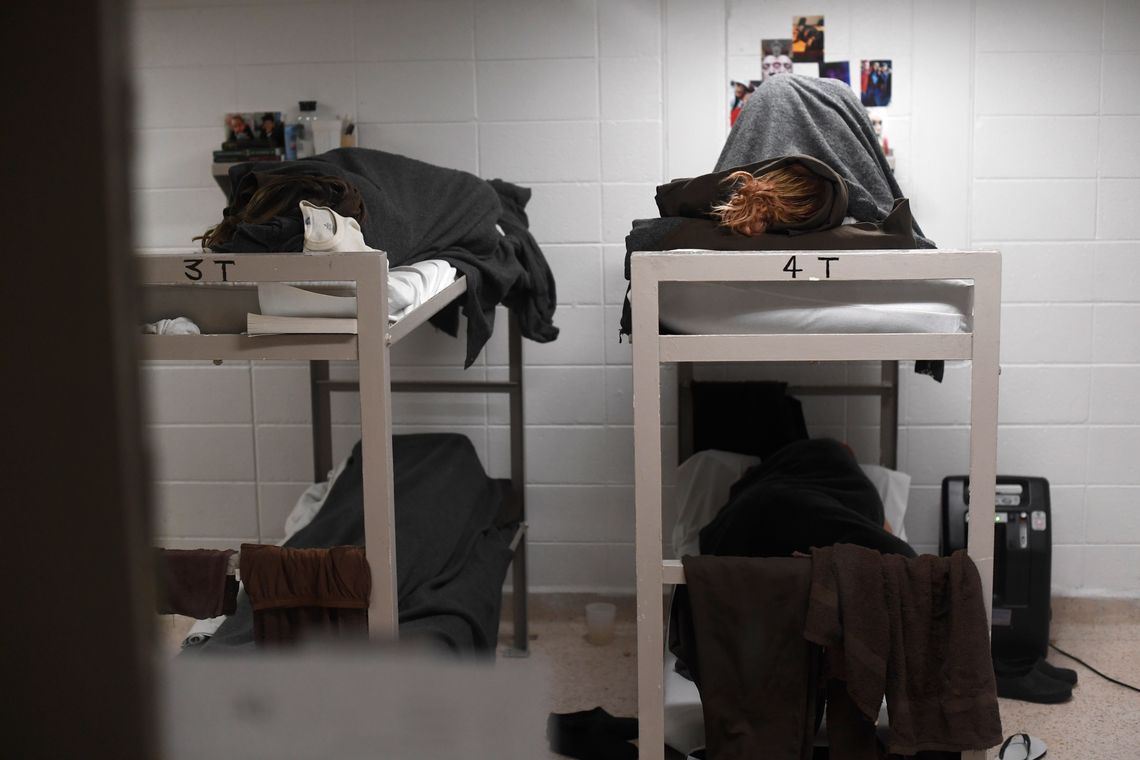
[585,601,617,645]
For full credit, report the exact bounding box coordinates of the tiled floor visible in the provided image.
[161,596,1140,759]
[497,596,1140,760]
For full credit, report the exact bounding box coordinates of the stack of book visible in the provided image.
[213,140,282,164]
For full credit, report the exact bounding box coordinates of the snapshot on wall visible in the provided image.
[820,60,850,85]
[761,38,794,80]
[224,112,283,148]
[859,60,892,107]
[791,15,824,63]
[729,80,756,126]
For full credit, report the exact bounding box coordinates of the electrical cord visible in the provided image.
[1049,643,1140,694]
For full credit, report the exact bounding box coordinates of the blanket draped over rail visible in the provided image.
[218,148,558,367]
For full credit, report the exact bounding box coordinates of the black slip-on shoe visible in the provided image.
[996,668,1073,704]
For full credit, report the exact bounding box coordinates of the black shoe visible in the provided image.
[996,667,1073,704]
[1034,657,1077,685]
[547,707,638,760]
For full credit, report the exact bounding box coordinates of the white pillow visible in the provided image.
[858,464,911,542]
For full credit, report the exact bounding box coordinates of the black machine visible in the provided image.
[941,475,1052,660]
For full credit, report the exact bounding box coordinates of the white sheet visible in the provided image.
[256,260,458,324]
[140,260,459,334]
[659,279,973,336]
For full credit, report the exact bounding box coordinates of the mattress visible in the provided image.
[658,279,973,336]
[140,259,457,334]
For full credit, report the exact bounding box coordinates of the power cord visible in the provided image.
[1050,643,1140,694]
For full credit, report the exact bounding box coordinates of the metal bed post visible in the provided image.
[631,255,667,757]
[961,255,1002,760]
[506,312,529,656]
[355,255,399,639]
[880,360,899,469]
[310,360,333,481]
[677,363,694,464]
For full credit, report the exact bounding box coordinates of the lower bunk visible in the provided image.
[664,444,925,758]
[173,433,520,656]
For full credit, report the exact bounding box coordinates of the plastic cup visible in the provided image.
[585,601,617,645]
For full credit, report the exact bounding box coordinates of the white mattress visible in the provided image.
[658,279,973,335]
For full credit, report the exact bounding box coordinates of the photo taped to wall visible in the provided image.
[791,15,824,63]
[860,60,892,107]
[820,60,850,85]
[729,80,755,126]
[761,38,794,80]
[223,112,284,151]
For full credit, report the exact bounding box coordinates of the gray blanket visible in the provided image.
[718,75,931,246]
[221,149,558,367]
[623,75,931,258]
[190,434,514,654]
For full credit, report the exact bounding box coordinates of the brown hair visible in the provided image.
[711,166,827,236]
[197,174,367,249]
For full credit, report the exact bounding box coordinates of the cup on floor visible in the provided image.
[585,602,617,645]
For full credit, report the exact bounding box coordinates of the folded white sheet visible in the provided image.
[255,201,459,323]
[256,260,457,323]
[142,316,200,335]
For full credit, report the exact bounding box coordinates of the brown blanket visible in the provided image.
[156,548,237,620]
[681,555,819,760]
[240,544,371,645]
[805,545,1002,756]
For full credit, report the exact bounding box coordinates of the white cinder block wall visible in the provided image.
[132,0,1140,596]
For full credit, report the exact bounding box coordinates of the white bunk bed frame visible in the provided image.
[630,248,1001,760]
[139,252,528,651]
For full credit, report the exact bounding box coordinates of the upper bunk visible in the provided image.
[627,248,1001,365]
[136,251,467,362]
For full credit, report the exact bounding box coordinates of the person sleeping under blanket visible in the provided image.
[670,437,914,681]
[187,434,516,655]
[619,74,944,379]
[197,148,559,368]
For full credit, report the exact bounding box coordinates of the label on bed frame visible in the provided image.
[183,257,237,282]
[783,255,840,279]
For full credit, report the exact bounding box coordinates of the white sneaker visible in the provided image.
[299,200,377,253]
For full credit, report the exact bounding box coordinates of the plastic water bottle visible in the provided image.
[294,101,318,158]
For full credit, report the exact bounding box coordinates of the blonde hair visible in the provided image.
[711,166,827,236]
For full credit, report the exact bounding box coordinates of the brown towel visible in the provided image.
[805,545,1003,756]
[240,544,371,645]
[156,548,238,619]
[681,555,819,760]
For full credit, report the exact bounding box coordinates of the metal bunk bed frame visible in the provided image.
[308,316,529,655]
[677,359,899,468]
[631,248,1001,759]
[139,251,528,654]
